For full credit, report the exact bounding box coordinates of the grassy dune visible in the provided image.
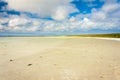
[66,33,120,38]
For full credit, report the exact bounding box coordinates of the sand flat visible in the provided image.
[0,37,120,80]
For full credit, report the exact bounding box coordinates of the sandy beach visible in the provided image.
[0,37,120,80]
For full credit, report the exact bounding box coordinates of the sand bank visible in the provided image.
[0,37,120,80]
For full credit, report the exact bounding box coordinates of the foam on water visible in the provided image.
[96,38,120,41]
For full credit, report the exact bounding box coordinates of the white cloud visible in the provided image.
[102,3,120,13]
[87,2,120,30]
[0,8,120,33]
[0,0,120,33]
[80,18,95,30]
[8,18,28,27]
[0,25,3,31]
[91,11,106,21]
[6,0,78,21]
[52,6,69,21]
[52,5,78,21]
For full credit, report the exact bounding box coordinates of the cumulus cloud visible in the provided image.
[0,0,120,34]
[6,0,78,21]
[91,3,120,22]
[0,25,3,31]
[51,5,77,21]
[102,3,120,13]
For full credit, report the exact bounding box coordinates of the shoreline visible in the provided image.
[0,36,120,41]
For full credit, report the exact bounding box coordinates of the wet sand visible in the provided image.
[0,37,120,80]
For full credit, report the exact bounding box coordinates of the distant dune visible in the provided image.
[66,33,120,38]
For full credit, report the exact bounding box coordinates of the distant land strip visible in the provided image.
[0,33,120,38]
[66,33,120,38]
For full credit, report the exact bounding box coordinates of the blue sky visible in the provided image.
[0,0,120,36]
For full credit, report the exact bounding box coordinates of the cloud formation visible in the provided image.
[6,0,78,20]
[0,0,120,34]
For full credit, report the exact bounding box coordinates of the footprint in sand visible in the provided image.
[9,59,14,62]
[100,76,104,78]
[40,56,43,58]
[27,64,32,66]
[53,64,57,66]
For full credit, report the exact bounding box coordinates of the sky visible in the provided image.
[0,0,120,36]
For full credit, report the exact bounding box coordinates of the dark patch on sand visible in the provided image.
[28,64,32,66]
[9,59,14,62]
[40,56,43,58]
